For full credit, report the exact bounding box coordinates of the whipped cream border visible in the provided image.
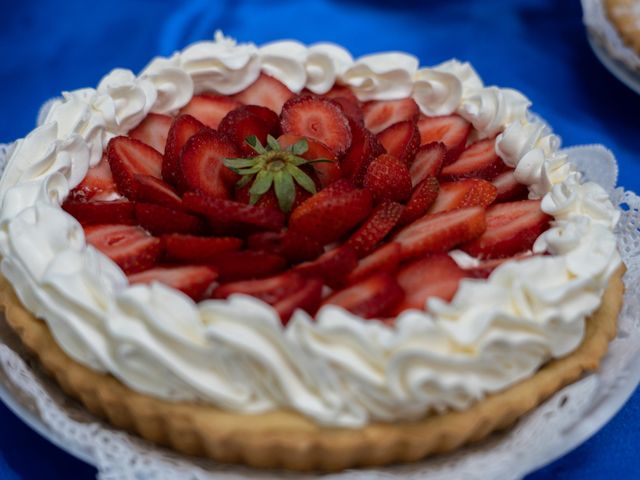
[0,32,622,427]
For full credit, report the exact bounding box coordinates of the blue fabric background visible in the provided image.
[1,0,639,478]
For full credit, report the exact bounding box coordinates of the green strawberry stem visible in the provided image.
[224,135,330,213]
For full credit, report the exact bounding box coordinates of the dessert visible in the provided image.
[0,32,623,470]
[605,0,640,56]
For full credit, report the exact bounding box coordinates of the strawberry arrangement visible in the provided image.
[64,73,551,324]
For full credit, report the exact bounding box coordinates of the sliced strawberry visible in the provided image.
[289,179,372,245]
[492,170,529,203]
[181,130,239,199]
[394,254,467,312]
[135,203,206,236]
[462,200,551,259]
[363,98,419,135]
[340,119,381,187]
[274,277,323,324]
[244,105,280,135]
[129,113,173,154]
[179,94,241,129]
[277,133,341,187]
[440,138,506,181]
[294,245,358,288]
[321,84,359,104]
[363,154,412,204]
[107,136,163,198]
[69,155,119,201]
[324,273,403,319]
[247,230,324,264]
[162,234,242,263]
[162,114,207,190]
[410,142,446,187]
[218,107,271,156]
[133,174,183,210]
[63,200,134,225]
[376,120,420,164]
[347,201,404,257]
[331,96,364,125]
[346,242,401,284]
[399,176,440,226]
[393,207,486,260]
[417,114,471,164]
[128,265,217,301]
[212,271,306,304]
[84,224,161,274]
[183,192,285,233]
[429,179,497,214]
[280,95,352,156]
[232,73,294,114]
[464,253,535,278]
[210,251,287,281]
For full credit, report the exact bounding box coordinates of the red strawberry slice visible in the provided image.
[107,136,163,198]
[232,73,294,114]
[492,170,529,203]
[135,203,206,236]
[212,272,305,305]
[347,201,404,257]
[324,273,403,319]
[363,98,420,134]
[183,192,285,233]
[218,107,271,156]
[162,114,207,191]
[462,200,551,259]
[129,113,173,154]
[180,130,239,199]
[277,134,341,187]
[376,120,420,163]
[247,230,324,263]
[440,138,506,181]
[280,95,352,156]
[417,114,471,164]
[346,242,401,284]
[363,154,412,204]
[274,277,323,324]
[63,200,134,225]
[394,254,467,312]
[84,224,161,274]
[69,155,119,201]
[128,265,218,301]
[210,251,287,281]
[133,174,183,210]
[321,84,359,104]
[289,179,373,245]
[399,176,440,226]
[331,96,364,125]
[429,179,497,214]
[294,245,358,288]
[394,207,486,260]
[243,105,280,135]
[340,119,382,187]
[464,253,535,278]
[410,142,446,187]
[162,234,242,263]
[179,94,241,129]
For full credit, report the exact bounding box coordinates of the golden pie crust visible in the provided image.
[605,0,640,54]
[0,267,625,471]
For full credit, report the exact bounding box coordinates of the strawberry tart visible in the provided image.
[0,32,624,470]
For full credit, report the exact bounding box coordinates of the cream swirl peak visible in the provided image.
[0,32,622,427]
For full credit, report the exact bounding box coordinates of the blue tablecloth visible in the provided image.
[1,0,640,478]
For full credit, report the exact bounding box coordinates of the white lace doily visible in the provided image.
[582,0,640,72]
[0,139,639,480]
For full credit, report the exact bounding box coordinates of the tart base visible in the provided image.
[0,268,625,472]
[605,0,640,55]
